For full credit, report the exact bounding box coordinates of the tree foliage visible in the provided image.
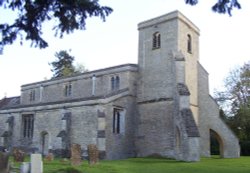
[0,0,243,53]
[50,50,88,78]
[50,50,73,78]
[185,0,241,16]
[215,61,250,155]
[74,63,88,74]
[0,0,113,51]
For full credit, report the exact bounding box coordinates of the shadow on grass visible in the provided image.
[125,157,185,165]
[53,167,82,173]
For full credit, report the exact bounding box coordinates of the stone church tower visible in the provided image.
[136,11,201,161]
[0,11,240,161]
[135,11,240,161]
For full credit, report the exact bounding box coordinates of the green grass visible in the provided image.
[39,156,250,173]
[9,156,250,173]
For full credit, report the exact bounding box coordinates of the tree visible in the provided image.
[214,61,250,155]
[74,63,88,74]
[50,50,76,78]
[0,0,113,51]
[185,0,241,16]
[0,0,242,53]
[50,50,88,78]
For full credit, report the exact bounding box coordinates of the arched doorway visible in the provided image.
[210,129,224,157]
[40,131,49,156]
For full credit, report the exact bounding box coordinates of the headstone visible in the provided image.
[87,144,99,165]
[12,148,25,162]
[45,153,54,162]
[20,162,30,173]
[30,154,43,173]
[70,143,82,166]
[0,152,9,173]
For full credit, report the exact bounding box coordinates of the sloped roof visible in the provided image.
[181,108,200,137]
[0,96,20,109]
[177,83,190,96]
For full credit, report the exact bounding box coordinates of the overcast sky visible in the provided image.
[0,0,250,99]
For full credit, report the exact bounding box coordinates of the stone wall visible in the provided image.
[137,12,177,102]
[0,64,138,159]
[136,100,175,158]
[0,10,241,162]
[136,11,202,160]
[198,63,240,158]
[105,96,137,160]
[20,64,138,105]
[177,12,200,124]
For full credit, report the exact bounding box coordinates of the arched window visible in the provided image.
[152,32,161,49]
[187,34,192,53]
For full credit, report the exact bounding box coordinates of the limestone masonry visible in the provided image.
[0,11,240,161]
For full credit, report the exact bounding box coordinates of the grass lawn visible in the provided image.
[41,156,250,173]
[12,156,250,173]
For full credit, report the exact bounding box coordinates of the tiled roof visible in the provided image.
[0,96,20,109]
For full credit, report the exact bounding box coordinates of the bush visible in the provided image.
[240,141,250,156]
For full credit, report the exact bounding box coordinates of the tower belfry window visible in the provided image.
[152,32,161,49]
[187,34,192,53]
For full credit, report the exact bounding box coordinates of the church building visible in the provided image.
[0,11,240,161]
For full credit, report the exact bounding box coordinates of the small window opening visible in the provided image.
[64,83,72,97]
[111,76,120,91]
[29,90,36,101]
[187,34,192,53]
[153,32,161,49]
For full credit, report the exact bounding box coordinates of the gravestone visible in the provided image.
[30,154,43,173]
[20,162,30,173]
[70,143,82,166]
[12,148,25,162]
[87,144,99,165]
[0,152,9,173]
[45,153,54,162]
